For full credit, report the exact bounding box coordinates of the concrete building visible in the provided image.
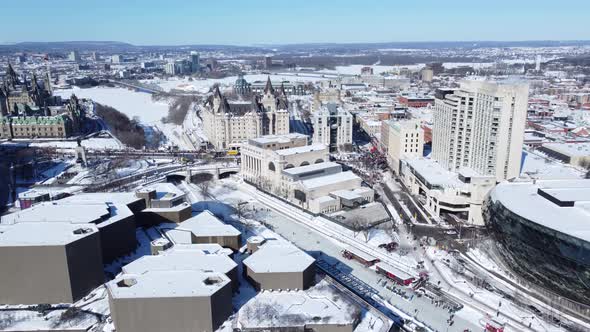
[290,170,372,214]
[264,55,272,69]
[240,133,327,190]
[111,54,122,64]
[381,119,424,173]
[136,183,192,225]
[400,158,496,225]
[17,189,50,209]
[0,222,103,304]
[201,79,290,150]
[107,270,232,332]
[398,96,435,108]
[312,103,353,152]
[241,134,373,213]
[484,179,590,306]
[243,240,315,290]
[538,142,590,168]
[420,66,434,82]
[169,210,242,251]
[356,113,382,138]
[432,80,529,181]
[69,50,81,62]
[165,62,178,75]
[1,199,137,263]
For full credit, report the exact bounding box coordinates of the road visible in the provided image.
[377,178,565,332]
[289,101,311,135]
[235,181,483,332]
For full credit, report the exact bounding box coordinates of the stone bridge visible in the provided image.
[165,164,240,183]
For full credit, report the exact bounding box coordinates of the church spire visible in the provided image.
[5,62,19,86]
[213,84,223,100]
[264,76,274,95]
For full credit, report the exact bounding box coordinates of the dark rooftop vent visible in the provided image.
[116,278,137,288]
[73,228,93,235]
[203,276,223,285]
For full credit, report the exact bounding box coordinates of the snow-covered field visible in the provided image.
[28,137,122,150]
[55,87,169,124]
[316,62,495,76]
[317,64,410,75]
[55,87,200,149]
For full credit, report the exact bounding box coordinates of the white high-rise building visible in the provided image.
[381,119,424,173]
[312,103,353,152]
[111,54,122,64]
[432,80,529,181]
[68,51,81,63]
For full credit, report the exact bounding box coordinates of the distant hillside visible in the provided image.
[0,41,136,52]
[2,39,590,53]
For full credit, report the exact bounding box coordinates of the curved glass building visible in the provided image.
[483,180,590,306]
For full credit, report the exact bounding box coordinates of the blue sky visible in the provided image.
[1,0,589,45]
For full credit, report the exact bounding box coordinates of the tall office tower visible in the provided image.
[165,62,177,75]
[69,50,81,62]
[312,103,353,152]
[432,80,529,181]
[264,56,272,69]
[190,51,200,73]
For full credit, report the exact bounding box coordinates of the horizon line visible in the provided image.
[2,39,590,48]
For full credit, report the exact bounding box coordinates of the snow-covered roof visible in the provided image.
[57,192,141,206]
[238,281,358,329]
[171,243,233,256]
[275,144,327,156]
[249,133,308,145]
[542,142,590,157]
[330,187,373,200]
[107,270,230,299]
[144,202,191,213]
[0,222,98,246]
[282,162,341,176]
[137,182,185,201]
[330,202,389,224]
[405,158,465,189]
[175,210,240,238]
[0,201,133,225]
[300,171,360,190]
[122,247,236,275]
[315,195,338,204]
[490,180,590,242]
[243,241,314,274]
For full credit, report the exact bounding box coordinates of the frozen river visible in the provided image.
[55,87,170,124]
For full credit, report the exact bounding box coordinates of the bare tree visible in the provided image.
[350,219,362,238]
[360,222,371,243]
[198,179,211,197]
[235,201,249,221]
[351,217,371,242]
